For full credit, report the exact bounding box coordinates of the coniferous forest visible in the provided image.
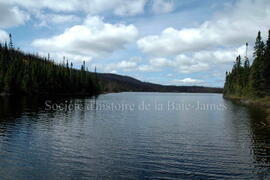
[224,30,270,99]
[0,34,100,96]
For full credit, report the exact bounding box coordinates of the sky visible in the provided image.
[0,0,270,87]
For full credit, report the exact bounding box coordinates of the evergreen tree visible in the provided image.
[263,30,270,95]
[0,38,100,96]
[249,31,266,97]
[224,30,270,99]
[9,33,13,49]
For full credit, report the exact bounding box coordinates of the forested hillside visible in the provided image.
[224,30,270,98]
[97,73,223,93]
[0,35,100,96]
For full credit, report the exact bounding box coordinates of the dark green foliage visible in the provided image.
[0,38,100,96]
[224,55,248,96]
[249,31,266,97]
[224,31,270,98]
[264,30,270,95]
[9,34,13,49]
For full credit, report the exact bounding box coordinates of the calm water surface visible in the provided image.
[0,93,270,179]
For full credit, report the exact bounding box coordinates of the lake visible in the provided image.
[0,92,270,179]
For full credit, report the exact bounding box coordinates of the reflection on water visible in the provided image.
[0,93,270,179]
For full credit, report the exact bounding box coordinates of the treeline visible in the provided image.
[224,30,270,98]
[97,73,223,93]
[0,35,100,96]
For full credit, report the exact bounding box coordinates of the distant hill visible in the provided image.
[97,73,223,93]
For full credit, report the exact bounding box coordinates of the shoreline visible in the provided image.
[0,91,223,97]
[223,95,270,123]
[0,92,100,98]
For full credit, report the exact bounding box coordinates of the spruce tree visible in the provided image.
[9,33,13,49]
[249,31,266,97]
[0,39,100,95]
[263,30,270,95]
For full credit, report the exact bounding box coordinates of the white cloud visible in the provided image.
[129,56,143,62]
[95,55,209,74]
[137,64,159,72]
[113,0,147,16]
[174,55,209,74]
[152,0,174,14]
[137,0,270,56]
[36,13,81,27]
[38,51,93,64]
[145,44,251,74]
[135,0,261,77]
[118,61,137,69]
[110,70,118,74]
[149,57,173,67]
[5,0,147,16]
[0,1,29,28]
[191,45,252,64]
[92,57,162,73]
[172,78,205,85]
[89,44,248,75]
[32,16,138,61]
[147,56,209,74]
[50,15,77,24]
[92,59,138,73]
[0,29,9,43]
